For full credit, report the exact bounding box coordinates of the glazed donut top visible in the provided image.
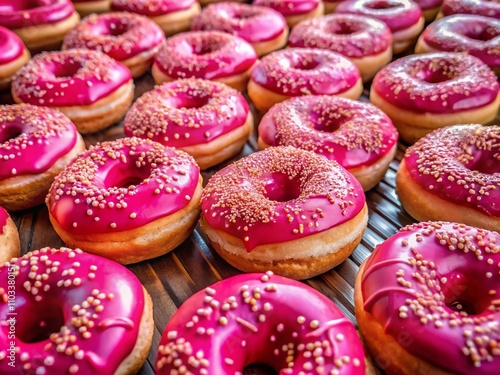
[253,0,321,15]
[372,52,499,113]
[0,26,25,65]
[288,14,392,58]
[63,12,165,62]
[360,221,500,374]
[12,49,132,107]
[111,0,196,16]
[404,124,500,217]
[47,137,200,235]
[0,0,75,29]
[0,104,79,181]
[124,79,250,147]
[0,247,146,374]
[440,0,500,19]
[201,146,365,250]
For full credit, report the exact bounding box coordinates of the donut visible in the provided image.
[0,104,86,212]
[63,12,165,78]
[288,14,393,82]
[72,0,111,16]
[0,207,20,263]
[253,0,325,28]
[111,0,201,36]
[437,0,500,19]
[396,124,500,232]
[413,0,443,21]
[191,3,288,57]
[157,272,367,374]
[336,0,424,54]
[258,95,399,191]
[152,31,257,92]
[415,15,500,75]
[124,79,254,170]
[248,48,363,113]
[200,146,368,279]
[0,247,154,375]
[12,50,134,134]
[355,221,500,374]
[46,137,203,265]
[370,52,500,144]
[323,0,346,13]
[0,26,29,91]
[0,0,80,52]
[199,0,247,6]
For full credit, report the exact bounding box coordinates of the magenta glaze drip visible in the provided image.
[0,207,8,235]
[0,104,78,181]
[441,0,500,19]
[251,48,360,96]
[361,222,500,374]
[156,272,366,374]
[111,0,196,16]
[259,96,398,169]
[12,50,132,107]
[124,79,249,148]
[0,0,75,29]
[288,14,392,58]
[63,12,165,62]
[0,26,24,64]
[192,3,287,44]
[0,247,145,374]
[372,52,499,114]
[47,137,200,235]
[253,0,321,16]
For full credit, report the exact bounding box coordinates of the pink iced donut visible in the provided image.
[438,0,500,19]
[416,15,500,75]
[258,95,399,191]
[370,52,500,144]
[336,0,424,53]
[12,49,134,134]
[111,0,201,36]
[0,26,30,90]
[71,0,111,16]
[46,137,203,264]
[413,0,443,21]
[0,0,80,51]
[0,206,20,263]
[0,247,154,375]
[248,48,363,112]
[253,0,324,27]
[157,272,367,374]
[355,221,500,374]
[63,12,165,78]
[191,2,288,56]
[124,79,253,170]
[288,14,393,82]
[152,31,257,92]
[397,124,500,232]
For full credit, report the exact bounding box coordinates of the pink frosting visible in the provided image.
[361,221,500,374]
[372,52,499,114]
[412,0,442,10]
[250,48,361,97]
[419,15,500,71]
[404,124,500,217]
[191,3,287,44]
[47,137,201,235]
[288,14,392,58]
[0,0,75,29]
[253,0,321,16]
[0,104,79,181]
[441,0,500,19]
[0,207,7,234]
[0,247,146,374]
[63,12,165,63]
[201,146,365,251]
[336,0,422,32]
[157,272,366,374]
[259,95,398,169]
[0,26,24,65]
[111,0,196,16]
[124,79,249,148]
[12,49,132,107]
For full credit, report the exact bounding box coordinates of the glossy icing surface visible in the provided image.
[440,0,500,19]
[253,0,321,16]
[110,0,195,16]
[0,0,75,29]
[412,0,441,10]
[0,207,7,235]
[0,26,24,64]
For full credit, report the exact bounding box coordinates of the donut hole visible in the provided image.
[104,22,131,37]
[0,125,23,143]
[328,22,360,35]
[463,28,498,41]
[193,41,222,55]
[365,1,403,10]
[0,0,40,11]
[177,94,210,110]
[414,68,453,84]
[244,364,277,374]
[293,59,321,71]
[311,115,343,133]
[442,273,490,315]
[17,303,65,343]
[263,172,301,202]
[464,148,500,174]
[51,60,83,79]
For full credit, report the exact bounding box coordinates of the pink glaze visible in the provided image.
[250,48,361,97]
[0,26,24,65]
[0,247,147,374]
[372,52,499,114]
[440,0,500,19]
[419,15,500,71]
[0,104,78,181]
[336,0,422,32]
[0,207,7,235]
[47,137,200,235]
[253,0,321,16]
[124,79,249,148]
[111,0,196,16]
[191,3,287,44]
[63,12,165,63]
[404,124,500,217]
[360,221,500,373]
[0,0,75,29]
[12,49,132,107]
[157,272,366,374]
[201,146,365,251]
[154,31,257,81]
[412,0,441,11]
[259,96,398,169]
[288,14,392,58]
